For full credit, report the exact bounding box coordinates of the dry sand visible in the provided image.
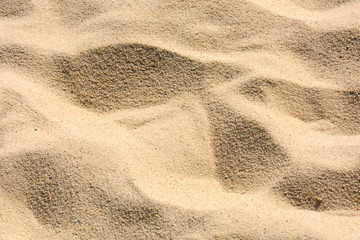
[0,0,359,239]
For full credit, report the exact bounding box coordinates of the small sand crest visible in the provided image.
[237,77,360,135]
[0,0,33,18]
[202,94,290,191]
[0,88,47,137]
[290,0,355,10]
[51,0,103,25]
[275,168,360,211]
[285,29,360,87]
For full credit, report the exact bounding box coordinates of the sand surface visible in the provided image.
[0,0,360,239]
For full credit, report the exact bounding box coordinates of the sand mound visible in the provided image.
[49,43,239,111]
[0,148,173,239]
[275,168,360,211]
[1,44,240,111]
[204,95,289,191]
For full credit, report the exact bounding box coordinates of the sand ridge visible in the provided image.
[1,0,360,239]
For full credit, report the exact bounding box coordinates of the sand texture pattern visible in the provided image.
[0,0,360,239]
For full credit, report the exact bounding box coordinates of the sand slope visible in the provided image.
[1,0,360,239]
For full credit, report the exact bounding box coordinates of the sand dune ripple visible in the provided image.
[1,0,360,239]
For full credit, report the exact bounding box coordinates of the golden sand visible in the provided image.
[0,0,359,239]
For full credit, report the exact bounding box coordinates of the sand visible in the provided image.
[0,0,359,239]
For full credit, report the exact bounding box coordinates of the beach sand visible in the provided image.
[0,0,359,239]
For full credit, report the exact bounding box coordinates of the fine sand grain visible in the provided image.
[1,0,360,239]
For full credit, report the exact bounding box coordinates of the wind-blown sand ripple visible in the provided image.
[290,0,355,10]
[0,0,33,18]
[237,77,360,135]
[1,0,360,239]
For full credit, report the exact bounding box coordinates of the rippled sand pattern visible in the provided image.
[1,0,360,239]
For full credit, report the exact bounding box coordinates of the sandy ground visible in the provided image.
[0,0,360,239]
